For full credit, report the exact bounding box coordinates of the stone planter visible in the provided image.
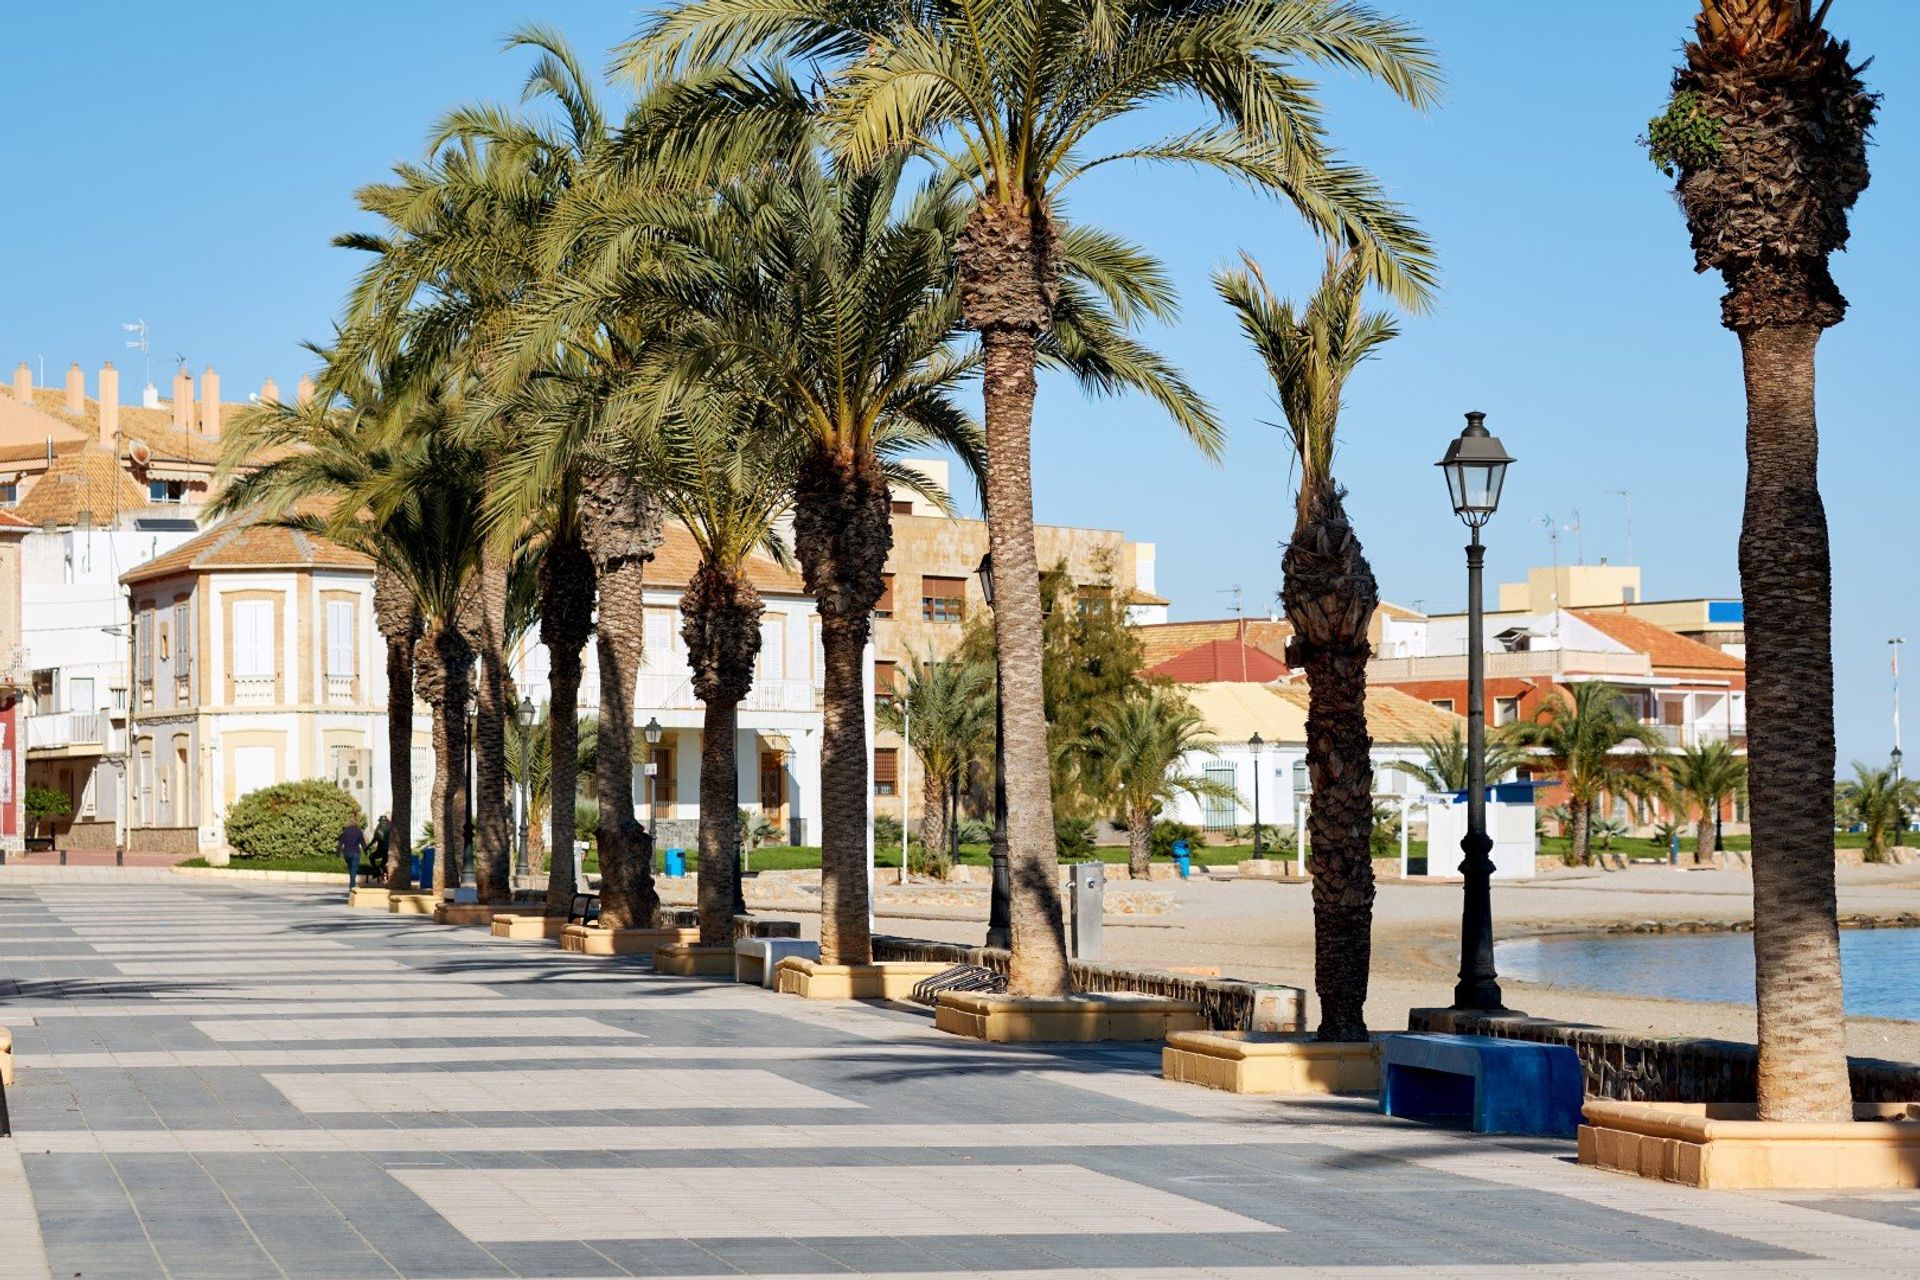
[935,990,1205,1043]
[1163,1031,1381,1095]
[388,892,440,915]
[559,924,701,956]
[346,887,391,910]
[653,944,737,977]
[735,938,820,987]
[1,1025,13,1087]
[433,903,501,927]
[773,958,949,1001]
[1580,1100,1920,1189]
[489,914,565,941]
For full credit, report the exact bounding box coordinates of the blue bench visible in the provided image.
[1380,1033,1583,1137]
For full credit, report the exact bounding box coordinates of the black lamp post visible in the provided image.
[1437,410,1514,1012]
[642,717,663,845]
[977,552,1012,949]
[1248,732,1265,858]
[514,696,536,885]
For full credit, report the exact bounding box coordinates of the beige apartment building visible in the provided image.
[119,512,387,857]
[869,460,1164,826]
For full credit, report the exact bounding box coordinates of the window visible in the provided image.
[642,609,675,666]
[159,620,170,661]
[921,575,966,623]
[874,747,899,796]
[648,744,675,806]
[148,479,185,504]
[0,483,15,506]
[325,600,355,676]
[232,600,275,677]
[874,574,894,618]
[1429,698,1455,713]
[757,616,786,683]
[874,659,899,703]
[69,677,94,714]
[890,499,914,515]
[1076,585,1112,616]
[1202,764,1238,829]
[1493,696,1521,726]
[173,600,191,681]
[136,609,155,681]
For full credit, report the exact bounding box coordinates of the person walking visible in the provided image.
[338,818,367,895]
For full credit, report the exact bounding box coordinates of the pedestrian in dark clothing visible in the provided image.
[338,820,367,894]
[367,815,392,882]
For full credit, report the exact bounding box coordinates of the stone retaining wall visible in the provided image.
[1409,1007,1920,1102]
[873,934,1304,1032]
[61,821,119,852]
[130,827,200,857]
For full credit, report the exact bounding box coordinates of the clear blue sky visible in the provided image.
[3,1,1913,764]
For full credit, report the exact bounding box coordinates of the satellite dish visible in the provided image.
[129,440,152,467]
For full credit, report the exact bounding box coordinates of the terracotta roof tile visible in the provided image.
[29,387,235,465]
[1183,680,1465,747]
[0,510,32,530]
[1147,639,1290,683]
[1267,681,1468,744]
[123,508,369,584]
[645,523,805,595]
[12,448,154,527]
[1573,609,1744,673]
[1136,618,1292,666]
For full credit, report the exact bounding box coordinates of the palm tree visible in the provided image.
[505,702,553,870]
[372,565,420,891]
[1385,725,1528,793]
[626,0,1437,1000]
[1216,245,1399,1041]
[1506,682,1663,869]
[1088,690,1237,880]
[1662,740,1748,865]
[1650,0,1876,1124]
[877,653,993,866]
[1835,763,1917,864]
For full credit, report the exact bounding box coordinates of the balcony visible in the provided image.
[325,674,357,706]
[233,676,276,706]
[635,672,820,715]
[26,712,115,755]
[1650,722,1748,749]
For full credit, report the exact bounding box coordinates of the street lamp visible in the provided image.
[642,717,663,845]
[514,696,536,886]
[1248,732,1265,859]
[1437,410,1514,1012]
[977,552,1011,949]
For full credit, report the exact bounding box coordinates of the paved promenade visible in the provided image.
[0,881,1916,1278]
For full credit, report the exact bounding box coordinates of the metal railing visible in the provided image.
[232,675,276,705]
[24,712,108,751]
[325,674,357,706]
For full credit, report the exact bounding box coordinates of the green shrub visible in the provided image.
[1054,816,1096,860]
[907,838,950,880]
[1149,821,1206,860]
[23,786,70,837]
[873,813,903,846]
[955,816,993,846]
[225,780,363,862]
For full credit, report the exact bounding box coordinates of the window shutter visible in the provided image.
[326,601,354,676]
[233,601,274,677]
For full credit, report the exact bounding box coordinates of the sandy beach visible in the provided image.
[824,861,1920,1062]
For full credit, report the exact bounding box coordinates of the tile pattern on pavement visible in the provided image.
[0,878,1913,1278]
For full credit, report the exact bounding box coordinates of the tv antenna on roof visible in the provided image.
[121,319,151,387]
[1607,489,1633,565]
[1217,584,1243,618]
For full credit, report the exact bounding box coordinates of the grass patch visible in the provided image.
[181,853,349,875]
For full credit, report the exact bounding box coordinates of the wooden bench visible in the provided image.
[1380,1033,1583,1137]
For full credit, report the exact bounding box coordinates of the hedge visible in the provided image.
[225,780,364,863]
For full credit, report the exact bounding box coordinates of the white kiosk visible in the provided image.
[1418,782,1539,881]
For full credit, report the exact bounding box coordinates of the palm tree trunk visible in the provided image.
[792,448,890,966]
[683,561,760,948]
[469,551,512,902]
[1283,493,1379,1043]
[592,555,656,929]
[1740,323,1850,1121]
[540,529,594,916]
[1570,800,1592,868]
[1127,808,1152,880]
[1695,813,1715,866]
[417,624,471,898]
[920,766,949,873]
[374,562,419,893]
[964,202,1070,998]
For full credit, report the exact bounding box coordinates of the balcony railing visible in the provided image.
[634,671,819,715]
[1650,722,1748,749]
[1367,648,1652,682]
[325,674,357,706]
[233,676,276,706]
[25,712,110,753]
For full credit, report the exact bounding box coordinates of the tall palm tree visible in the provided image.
[1384,725,1528,794]
[1216,245,1399,1041]
[1662,740,1748,865]
[626,0,1437,999]
[877,653,994,865]
[1506,682,1663,869]
[1088,690,1237,881]
[1835,763,1917,864]
[1651,0,1876,1123]
[372,564,420,891]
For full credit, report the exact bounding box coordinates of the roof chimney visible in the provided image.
[98,364,119,448]
[295,374,314,407]
[64,363,84,414]
[260,376,279,404]
[12,362,29,404]
[171,367,193,430]
[200,366,220,437]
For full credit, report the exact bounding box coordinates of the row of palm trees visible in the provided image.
[209,4,1438,1002]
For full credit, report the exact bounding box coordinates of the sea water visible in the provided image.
[1495,927,1920,1021]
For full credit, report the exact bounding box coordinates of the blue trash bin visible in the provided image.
[417,847,435,889]
[664,847,686,878]
[1172,839,1191,879]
